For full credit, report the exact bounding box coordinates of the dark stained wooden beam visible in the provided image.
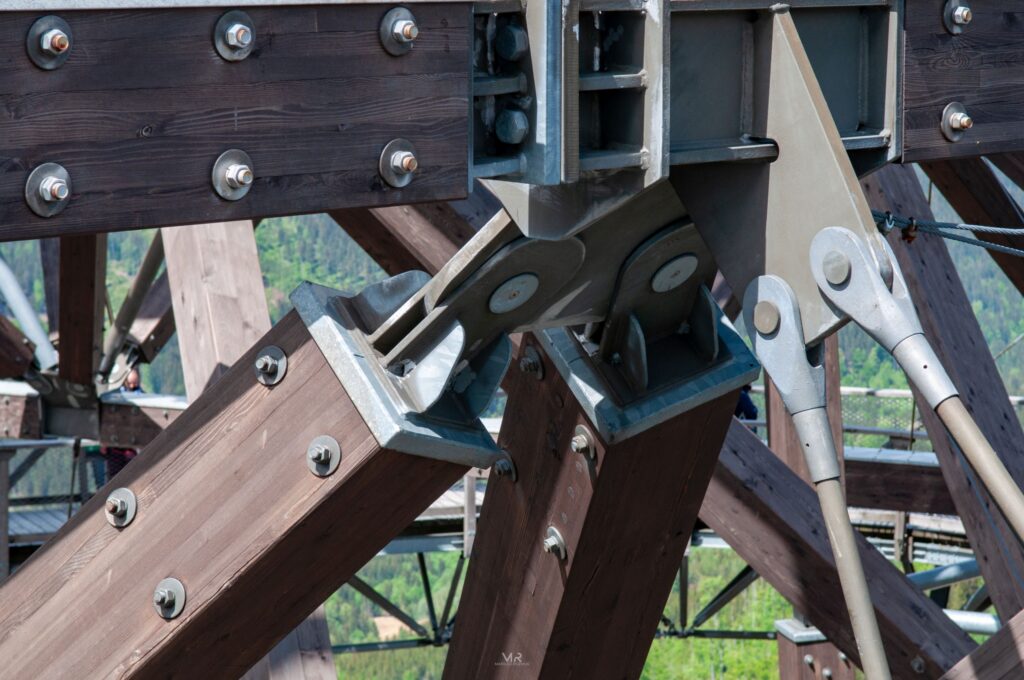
[988,154,1024,192]
[941,605,1024,679]
[57,234,106,385]
[919,158,1024,296]
[0,5,470,241]
[845,457,956,515]
[0,311,467,677]
[444,337,739,679]
[0,317,34,379]
[330,194,505,278]
[701,420,976,678]
[241,607,336,680]
[862,163,1024,619]
[0,391,42,440]
[99,398,184,448]
[903,0,1024,161]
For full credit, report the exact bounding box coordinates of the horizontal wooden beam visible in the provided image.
[0,311,466,676]
[700,420,976,678]
[0,5,470,241]
[845,457,956,515]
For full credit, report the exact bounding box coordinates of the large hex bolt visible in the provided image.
[224,23,253,49]
[225,163,254,189]
[495,24,529,61]
[496,109,530,145]
[391,17,419,43]
[941,102,972,142]
[570,424,596,460]
[39,175,69,203]
[380,8,419,56]
[952,5,972,24]
[40,28,70,56]
[542,525,567,561]
[391,150,419,175]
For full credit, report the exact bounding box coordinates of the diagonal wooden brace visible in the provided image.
[0,310,467,677]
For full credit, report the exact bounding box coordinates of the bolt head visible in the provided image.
[225,163,254,189]
[953,5,972,24]
[106,497,127,516]
[570,434,589,455]
[822,250,852,286]
[910,656,926,673]
[949,111,973,130]
[309,445,331,465]
[493,458,513,477]
[39,176,69,202]
[392,19,419,43]
[542,536,559,552]
[753,300,781,336]
[255,355,278,374]
[41,29,70,55]
[495,24,529,61]
[154,589,174,607]
[495,109,530,145]
[390,151,418,174]
[224,23,253,48]
[803,654,814,667]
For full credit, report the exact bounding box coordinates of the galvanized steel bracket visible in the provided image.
[291,279,503,470]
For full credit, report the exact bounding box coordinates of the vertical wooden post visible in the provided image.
[776,620,857,680]
[444,338,739,679]
[0,450,9,584]
[58,234,107,385]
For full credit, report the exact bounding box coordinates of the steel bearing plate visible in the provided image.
[290,281,502,469]
[214,10,255,62]
[26,15,72,70]
[537,303,760,444]
[211,148,254,201]
[104,487,138,528]
[25,163,71,218]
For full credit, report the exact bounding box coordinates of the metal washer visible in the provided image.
[26,15,72,70]
[378,138,417,189]
[379,7,417,56]
[211,148,255,201]
[488,273,539,314]
[307,434,341,478]
[153,577,186,620]
[104,487,138,528]
[25,163,72,218]
[214,10,255,62]
[940,101,970,143]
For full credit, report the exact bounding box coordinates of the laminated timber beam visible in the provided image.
[919,158,1024,296]
[0,310,467,677]
[844,457,956,515]
[444,337,740,680]
[126,271,175,365]
[941,606,1024,679]
[861,163,1024,618]
[700,420,977,678]
[0,4,471,241]
[0,316,34,379]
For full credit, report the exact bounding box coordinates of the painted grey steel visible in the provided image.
[99,233,164,378]
[306,434,341,477]
[99,391,189,411]
[153,577,186,620]
[26,15,72,70]
[542,525,566,561]
[537,305,759,445]
[495,109,529,146]
[487,273,538,314]
[104,487,138,528]
[0,253,58,370]
[743,276,824,417]
[940,101,972,142]
[291,281,502,470]
[378,138,418,189]
[24,163,71,218]
[211,149,254,201]
[213,10,255,61]
[811,227,957,409]
[379,7,418,57]
[254,345,287,386]
[906,559,980,591]
[774,618,828,644]
[944,610,999,636]
[0,0,475,6]
[348,575,431,639]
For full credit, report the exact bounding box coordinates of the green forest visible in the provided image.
[2,165,1021,678]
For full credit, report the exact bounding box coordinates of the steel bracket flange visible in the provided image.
[536,296,759,445]
[290,278,503,469]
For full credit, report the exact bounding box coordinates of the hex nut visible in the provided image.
[224,23,253,48]
[390,151,418,174]
[27,16,73,70]
[570,424,596,460]
[492,454,517,482]
[153,577,186,619]
[496,109,530,145]
[392,19,419,43]
[39,176,69,202]
[953,5,972,24]
[254,345,287,386]
[542,525,567,561]
[212,149,255,201]
[380,8,418,56]
[25,163,72,218]
[214,10,255,61]
[104,487,138,527]
[225,163,254,189]
[940,102,972,142]
[495,24,529,61]
[307,435,341,477]
[40,29,70,56]
[379,138,418,188]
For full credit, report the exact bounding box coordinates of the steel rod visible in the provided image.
[688,564,758,630]
[0,252,57,369]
